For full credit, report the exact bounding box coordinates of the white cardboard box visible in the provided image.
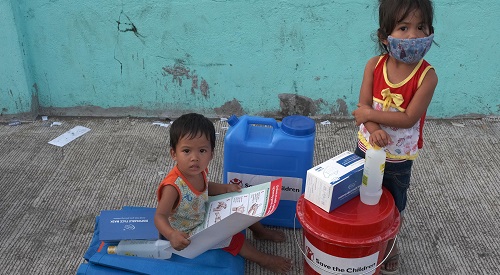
[305,151,364,212]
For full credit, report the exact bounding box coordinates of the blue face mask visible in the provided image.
[387,34,434,64]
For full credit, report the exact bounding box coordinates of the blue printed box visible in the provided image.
[99,207,158,242]
[304,151,364,212]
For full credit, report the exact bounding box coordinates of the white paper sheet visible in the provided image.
[48,126,90,147]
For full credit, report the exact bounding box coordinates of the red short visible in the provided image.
[222,232,245,256]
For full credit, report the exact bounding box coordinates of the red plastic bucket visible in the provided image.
[296,188,400,275]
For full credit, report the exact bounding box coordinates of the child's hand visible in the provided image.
[225,183,242,193]
[352,104,372,126]
[369,129,392,148]
[168,230,191,251]
[208,182,242,196]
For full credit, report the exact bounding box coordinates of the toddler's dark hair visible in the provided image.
[377,0,435,53]
[169,113,216,151]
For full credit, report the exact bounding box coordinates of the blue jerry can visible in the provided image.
[223,115,315,228]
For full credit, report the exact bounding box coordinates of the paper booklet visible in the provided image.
[173,178,282,258]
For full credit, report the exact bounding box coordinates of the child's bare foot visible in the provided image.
[239,239,292,273]
[380,253,399,274]
[258,254,292,274]
[249,222,286,242]
[380,239,399,274]
[253,227,286,243]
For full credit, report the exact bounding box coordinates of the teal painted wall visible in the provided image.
[0,0,34,118]
[1,0,499,119]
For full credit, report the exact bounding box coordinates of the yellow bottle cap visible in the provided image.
[107,246,116,254]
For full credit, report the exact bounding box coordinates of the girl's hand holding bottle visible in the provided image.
[369,129,392,148]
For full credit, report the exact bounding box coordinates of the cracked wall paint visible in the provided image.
[117,10,144,39]
[215,99,244,116]
[162,62,209,99]
[278,93,323,117]
[200,79,209,97]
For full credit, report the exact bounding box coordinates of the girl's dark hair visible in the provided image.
[377,0,434,53]
[169,113,216,150]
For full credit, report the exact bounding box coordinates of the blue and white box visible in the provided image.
[99,208,158,242]
[304,151,364,212]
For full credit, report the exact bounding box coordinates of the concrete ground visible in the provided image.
[0,116,498,275]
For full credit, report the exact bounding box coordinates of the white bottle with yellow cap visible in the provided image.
[360,145,386,205]
[108,239,173,259]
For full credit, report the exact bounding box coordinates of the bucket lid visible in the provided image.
[297,189,400,246]
[281,115,315,136]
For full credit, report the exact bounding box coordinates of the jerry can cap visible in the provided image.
[281,115,315,136]
[227,115,239,126]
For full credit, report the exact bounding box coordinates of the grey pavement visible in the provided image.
[0,116,499,274]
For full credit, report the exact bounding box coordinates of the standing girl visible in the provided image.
[352,0,438,274]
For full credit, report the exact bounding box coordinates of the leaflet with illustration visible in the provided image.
[173,178,283,259]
